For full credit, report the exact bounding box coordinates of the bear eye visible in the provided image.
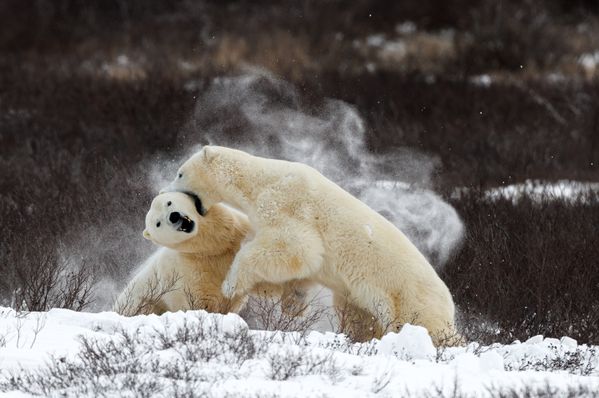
[156,221,161,227]
[178,173,183,179]
[167,201,172,206]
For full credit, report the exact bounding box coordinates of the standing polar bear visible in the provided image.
[166,146,459,344]
[113,191,309,317]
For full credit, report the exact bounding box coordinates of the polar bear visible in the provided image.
[113,191,310,317]
[165,146,459,344]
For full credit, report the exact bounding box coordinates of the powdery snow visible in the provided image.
[0,308,598,397]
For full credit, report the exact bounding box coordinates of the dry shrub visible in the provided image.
[250,31,315,81]
[0,316,259,397]
[267,349,339,381]
[334,296,383,342]
[243,290,328,339]
[443,191,599,344]
[212,35,249,71]
[453,0,567,73]
[112,270,182,316]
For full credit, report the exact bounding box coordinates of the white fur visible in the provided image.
[113,191,312,317]
[167,146,460,344]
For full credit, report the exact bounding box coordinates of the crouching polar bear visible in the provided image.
[165,146,460,344]
[113,191,310,316]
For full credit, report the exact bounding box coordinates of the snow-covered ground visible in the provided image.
[0,308,597,397]
[452,180,599,204]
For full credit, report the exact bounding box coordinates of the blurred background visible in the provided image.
[1,0,598,344]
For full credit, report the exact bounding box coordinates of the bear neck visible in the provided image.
[213,160,276,215]
[173,235,236,257]
[176,205,248,258]
[179,246,235,260]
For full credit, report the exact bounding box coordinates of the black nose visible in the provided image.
[169,212,181,223]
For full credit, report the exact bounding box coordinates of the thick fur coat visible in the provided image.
[113,191,308,316]
[166,146,459,344]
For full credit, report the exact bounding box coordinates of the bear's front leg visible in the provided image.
[222,241,270,298]
[221,254,247,298]
[221,226,324,298]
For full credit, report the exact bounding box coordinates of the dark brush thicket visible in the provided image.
[443,192,599,345]
[1,0,598,343]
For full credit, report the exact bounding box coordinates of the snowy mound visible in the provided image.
[1,308,598,397]
[453,180,599,204]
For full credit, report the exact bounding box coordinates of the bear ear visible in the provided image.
[143,229,151,240]
[201,146,218,162]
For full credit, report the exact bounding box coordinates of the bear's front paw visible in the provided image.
[221,277,237,298]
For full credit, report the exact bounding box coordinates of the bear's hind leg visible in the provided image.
[389,293,463,346]
[333,292,382,342]
[345,284,400,337]
[280,279,318,316]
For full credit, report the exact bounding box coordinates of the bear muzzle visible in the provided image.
[169,212,195,233]
[169,212,182,223]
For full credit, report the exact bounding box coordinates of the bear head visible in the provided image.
[164,146,253,210]
[143,190,248,255]
[143,191,204,250]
